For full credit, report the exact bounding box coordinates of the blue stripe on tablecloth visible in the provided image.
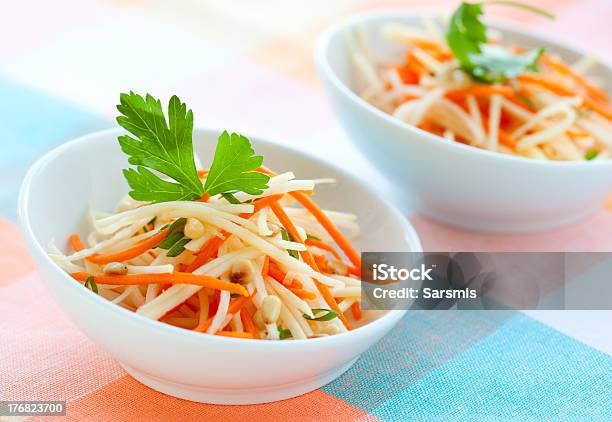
[368,313,612,421]
[0,78,107,220]
[322,311,513,410]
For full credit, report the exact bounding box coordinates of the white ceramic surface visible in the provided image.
[18,128,422,404]
[316,11,612,233]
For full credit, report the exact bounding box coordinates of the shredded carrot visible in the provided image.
[73,227,170,265]
[312,254,329,273]
[405,50,428,77]
[238,194,285,219]
[70,272,248,296]
[395,65,419,84]
[351,301,362,321]
[184,235,225,273]
[519,73,612,120]
[305,238,342,260]
[69,234,86,252]
[196,193,210,202]
[216,331,253,339]
[240,307,260,339]
[197,169,209,178]
[542,54,609,103]
[269,201,351,330]
[290,288,317,301]
[267,262,285,283]
[290,192,361,270]
[287,279,303,289]
[261,256,270,278]
[446,86,514,102]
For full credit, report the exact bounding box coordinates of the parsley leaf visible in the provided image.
[117,92,204,202]
[204,131,270,196]
[117,93,270,203]
[446,2,553,83]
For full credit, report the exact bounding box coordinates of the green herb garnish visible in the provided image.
[305,233,320,241]
[278,326,293,339]
[446,2,553,83]
[280,228,300,260]
[158,218,190,257]
[84,276,98,294]
[203,131,269,196]
[303,308,338,322]
[585,149,599,160]
[117,93,270,203]
[221,192,242,204]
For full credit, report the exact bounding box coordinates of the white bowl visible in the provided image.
[316,11,612,233]
[18,128,421,404]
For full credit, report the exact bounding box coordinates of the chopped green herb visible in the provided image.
[230,293,240,298]
[585,149,599,160]
[84,276,98,294]
[303,308,338,322]
[158,218,187,249]
[221,192,242,204]
[166,237,191,257]
[203,131,270,197]
[305,233,320,241]
[446,2,553,83]
[278,326,293,339]
[280,228,300,260]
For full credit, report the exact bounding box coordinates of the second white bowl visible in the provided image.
[316,11,612,233]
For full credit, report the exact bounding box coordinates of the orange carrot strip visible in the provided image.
[269,201,351,330]
[240,307,260,339]
[446,85,515,101]
[184,235,225,273]
[290,288,317,300]
[216,331,253,339]
[69,234,86,252]
[237,194,285,219]
[351,301,362,321]
[70,272,248,296]
[290,192,361,270]
[519,74,612,120]
[305,238,342,260]
[261,256,270,277]
[542,54,609,103]
[197,169,209,178]
[267,262,286,283]
[80,228,170,265]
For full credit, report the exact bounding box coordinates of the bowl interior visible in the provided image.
[22,128,420,265]
[324,12,611,112]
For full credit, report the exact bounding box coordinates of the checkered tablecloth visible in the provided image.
[1,1,611,420]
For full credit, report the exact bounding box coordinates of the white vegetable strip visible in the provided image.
[203,216,343,287]
[126,264,173,275]
[207,290,230,334]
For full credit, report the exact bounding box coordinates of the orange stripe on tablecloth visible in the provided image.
[66,375,376,422]
[0,218,36,286]
[0,273,124,401]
